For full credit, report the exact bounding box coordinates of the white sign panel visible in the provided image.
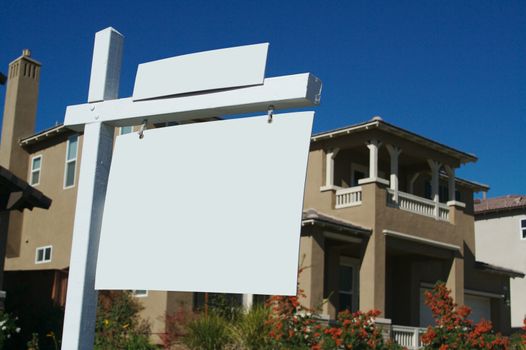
[133,43,268,101]
[95,112,314,295]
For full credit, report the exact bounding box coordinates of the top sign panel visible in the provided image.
[132,43,268,101]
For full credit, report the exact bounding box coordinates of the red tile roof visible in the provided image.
[474,195,526,214]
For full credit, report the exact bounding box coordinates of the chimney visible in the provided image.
[0,50,41,177]
[0,50,41,258]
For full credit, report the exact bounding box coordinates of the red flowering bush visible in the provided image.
[421,282,510,350]
[266,287,320,349]
[265,272,403,350]
[315,309,404,350]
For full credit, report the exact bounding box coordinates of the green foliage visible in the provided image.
[183,313,233,350]
[0,311,20,349]
[94,291,155,350]
[231,306,272,350]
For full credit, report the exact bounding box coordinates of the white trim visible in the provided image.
[320,185,340,192]
[447,200,466,208]
[64,135,79,189]
[520,218,526,240]
[465,288,504,299]
[35,245,52,264]
[383,229,461,251]
[30,155,42,186]
[358,177,389,186]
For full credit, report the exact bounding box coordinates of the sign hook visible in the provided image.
[267,105,274,123]
[138,119,147,139]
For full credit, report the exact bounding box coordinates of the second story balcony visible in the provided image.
[307,117,487,226]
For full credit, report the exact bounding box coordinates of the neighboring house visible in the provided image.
[475,195,526,329]
[1,51,520,345]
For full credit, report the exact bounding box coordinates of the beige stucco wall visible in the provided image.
[475,213,526,328]
[4,134,83,270]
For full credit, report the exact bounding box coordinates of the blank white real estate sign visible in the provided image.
[95,112,314,296]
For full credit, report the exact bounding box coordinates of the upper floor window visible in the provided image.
[64,135,78,188]
[35,245,52,264]
[521,219,526,240]
[30,155,42,186]
[120,126,133,135]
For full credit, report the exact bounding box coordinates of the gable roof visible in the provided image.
[475,195,526,215]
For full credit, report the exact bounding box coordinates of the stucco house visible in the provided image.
[1,50,521,347]
[475,195,526,329]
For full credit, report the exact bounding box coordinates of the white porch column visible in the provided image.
[62,28,123,349]
[366,139,381,180]
[386,145,402,202]
[444,165,455,202]
[324,148,339,188]
[427,159,441,219]
[242,294,254,311]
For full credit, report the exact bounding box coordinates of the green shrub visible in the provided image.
[232,306,272,350]
[94,291,155,350]
[184,313,233,350]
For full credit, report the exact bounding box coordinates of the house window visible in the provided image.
[35,246,52,264]
[120,126,133,135]
[521,219,526,240]
[338,257,359,313]
[30,155,42,186]
[132,290,148,297]
[64,135,78,188]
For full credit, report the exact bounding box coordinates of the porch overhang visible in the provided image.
[475,261,525,279]
[0,166,52,211]
[301,208,371,241]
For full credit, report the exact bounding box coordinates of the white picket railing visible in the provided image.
[392,325,426,350]
[335,186,363,209]
[387,189,449,222]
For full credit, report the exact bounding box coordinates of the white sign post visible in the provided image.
[62,27,322,349]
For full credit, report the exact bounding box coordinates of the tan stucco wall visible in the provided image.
[475,212,526,328]
[4,134,83,270]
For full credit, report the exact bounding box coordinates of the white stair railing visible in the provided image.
[392,325,426,350]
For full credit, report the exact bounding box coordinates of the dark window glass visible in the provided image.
[339,293,352,312]
[521,219,526,228]
[455,190,462,202]
[353,170,366,186]
[37,249,44,262]
[44,247,51,260]
[424,181,432,200]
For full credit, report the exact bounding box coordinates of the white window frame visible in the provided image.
[64,135,79,189]
[520,218,526,240]
[30,155,42,186]
[35,245,52,264]
[132,290,148,297]
[338,256,360,312]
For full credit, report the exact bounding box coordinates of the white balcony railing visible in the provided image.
[387,189,449,222]
[392,325,426,350]
[335,186,363,209]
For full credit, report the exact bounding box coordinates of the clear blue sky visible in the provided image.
[1,0,524,197]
